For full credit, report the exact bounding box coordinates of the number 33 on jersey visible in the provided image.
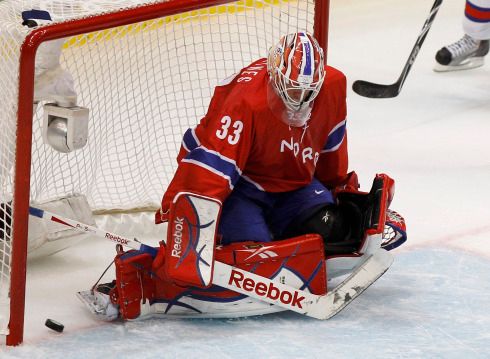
[215,116,243,145]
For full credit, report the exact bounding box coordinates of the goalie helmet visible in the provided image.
[267,32,325,114]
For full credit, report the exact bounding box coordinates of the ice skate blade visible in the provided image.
[433,57,485,72]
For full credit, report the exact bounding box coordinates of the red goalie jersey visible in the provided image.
[156,58,348,223]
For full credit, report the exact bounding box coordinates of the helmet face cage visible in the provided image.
[268,32,325,112]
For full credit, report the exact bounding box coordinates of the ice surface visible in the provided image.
[3,249,490,359]
[2,0,490,357]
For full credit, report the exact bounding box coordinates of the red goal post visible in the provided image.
[1,0,330,346]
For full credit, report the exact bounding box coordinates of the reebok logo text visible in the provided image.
[228,269,305,308]
[171,217,184,258]
[105,233,129,246]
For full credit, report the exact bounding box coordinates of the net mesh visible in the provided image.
[0,0,316,338]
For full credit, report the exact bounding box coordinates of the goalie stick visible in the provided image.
[29,206,393,320]
[352,0,443,98]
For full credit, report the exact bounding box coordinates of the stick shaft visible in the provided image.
[395,0,443,89]
[29,206,157,256]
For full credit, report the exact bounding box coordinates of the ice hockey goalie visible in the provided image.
[77,32,407,321]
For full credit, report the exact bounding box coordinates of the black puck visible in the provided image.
[45,318,64,333]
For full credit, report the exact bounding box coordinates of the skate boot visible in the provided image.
[434,34,489,72]
[77,281,120,321]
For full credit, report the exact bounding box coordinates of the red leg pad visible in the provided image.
[114,250,155,319]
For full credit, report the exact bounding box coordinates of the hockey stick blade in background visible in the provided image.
[29,206,393,320]
[352,0,443,98]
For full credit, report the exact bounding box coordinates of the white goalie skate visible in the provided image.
[77,282,119,321]
[434,34,489,72]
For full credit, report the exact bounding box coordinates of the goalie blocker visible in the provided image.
[77,173,405,321]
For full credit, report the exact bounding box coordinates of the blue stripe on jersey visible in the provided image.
[322,120,346,153]
[182,128,200,152]
[183,147,241,189]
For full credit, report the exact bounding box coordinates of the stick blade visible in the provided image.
[352,80,400,99]
[309,249,394,320]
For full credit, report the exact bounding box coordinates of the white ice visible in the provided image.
[2,0,490,357]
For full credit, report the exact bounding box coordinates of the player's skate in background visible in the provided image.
[434,0,490,71]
